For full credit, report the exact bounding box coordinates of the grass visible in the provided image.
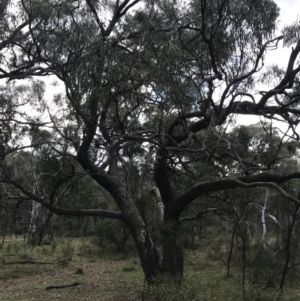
[0,237,299,300]
[0,237,146,301]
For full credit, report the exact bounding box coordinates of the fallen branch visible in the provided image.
[3,257,72,265]
[4,260,54,265]
[46,282,80,290]
[57,257,72,264]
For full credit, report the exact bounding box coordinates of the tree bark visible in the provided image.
[109,186,161,281]
[161,220,184,279]
[237,222,247,287]
[29,201,41,234]
[153,149,184,279]
[151,186,164,224]
[34,211,53,245]
[128,219,161,281]
[227,222,236,277]
[279,205,298,291]
[261,187,268,249]
[1,205,8,245]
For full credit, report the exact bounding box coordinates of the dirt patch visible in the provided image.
[0,258,145,301]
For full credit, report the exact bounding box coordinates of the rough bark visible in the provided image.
[153,149,184,279]
[161,219,184,278]
[279,206,298,291]
[34,211,53,245]
[1,205,8,245]
[93,179,162,280]
[227,223,236,277]
[124,217,160,279]
[240,225,247,287]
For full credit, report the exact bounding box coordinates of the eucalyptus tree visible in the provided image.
[2,0,300,283]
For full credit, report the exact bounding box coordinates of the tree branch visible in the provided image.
[172,173,300,217]
[0,179,124,220]
[41,201,124,219]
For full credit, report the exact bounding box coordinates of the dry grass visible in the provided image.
[0,237,300,301]
[0,237,148,301]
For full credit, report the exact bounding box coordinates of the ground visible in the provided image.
[0,237,147,301]
[0,237,299,301]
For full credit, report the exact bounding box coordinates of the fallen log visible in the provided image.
[4,260,53,265]
[46,282,80,290]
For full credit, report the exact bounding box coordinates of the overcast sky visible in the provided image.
[236,0,300,127]
[265,0,300,66]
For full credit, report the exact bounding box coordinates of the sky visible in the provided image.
[266,0,300,68]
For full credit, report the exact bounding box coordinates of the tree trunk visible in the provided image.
[129,222,161,281]
[116,191,161,281]
[261,187,268,249]
[227,222,236,277]
[237,222,247,287]
[279,206,298,291]
[29,201,41,234]
[118,196,184,282]
[151,186,164,224]
[161,220,184,278]
[34,211,53,245]
[1,205,8,245]
[78,149,183,283]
